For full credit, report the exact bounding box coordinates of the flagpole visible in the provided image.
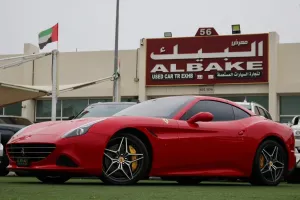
[57,23,59,50]
[112,0,120,102]
[51,50,58,121]
[52,23,59,121]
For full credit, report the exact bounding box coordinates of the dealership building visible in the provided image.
[0,30,299,123]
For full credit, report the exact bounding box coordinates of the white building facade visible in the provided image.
[0,31,299,123]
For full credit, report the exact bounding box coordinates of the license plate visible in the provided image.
[16,158,30,167]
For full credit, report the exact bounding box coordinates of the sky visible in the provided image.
[0,0,300,54]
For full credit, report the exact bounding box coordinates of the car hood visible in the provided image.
[9,117,108,142]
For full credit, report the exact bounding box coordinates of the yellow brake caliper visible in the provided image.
[129,145,138,172]
[259,154,265,169]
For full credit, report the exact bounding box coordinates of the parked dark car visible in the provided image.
[0,115,33,126]
[0,116,33,176]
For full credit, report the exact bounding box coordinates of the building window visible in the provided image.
[36,100,62,118]
[0,102,22,116]
[121,97,139,102]
[62,99,88,118]
[279,96,300,123]
[89,98,113,104]
[35,97,138,122]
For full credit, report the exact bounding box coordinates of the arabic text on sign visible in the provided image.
[150,41,264,61]
[215,71,262,79]
[231,40,248,47]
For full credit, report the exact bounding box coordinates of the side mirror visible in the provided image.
[68,115,75,120]
[187,112,213,124]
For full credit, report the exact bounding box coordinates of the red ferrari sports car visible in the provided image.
[6,96,296,186]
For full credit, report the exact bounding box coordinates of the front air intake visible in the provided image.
[6,143,56,163]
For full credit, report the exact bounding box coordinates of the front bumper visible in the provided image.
[6,132,109,176]
[294,148,300,168]
[295,139,300,168]
[295,139,300,148]
[0,142,3,165]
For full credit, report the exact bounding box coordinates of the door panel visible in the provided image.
[175,99,249,176]
[177,120,246,175]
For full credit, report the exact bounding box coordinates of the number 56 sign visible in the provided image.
[195,27,219,36]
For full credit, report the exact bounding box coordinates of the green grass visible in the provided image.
[1,177,300,200]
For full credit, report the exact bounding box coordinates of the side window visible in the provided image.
[254,106,260,115]
[257,107,267,118]
[259,107,272,120]
[265,111,272,120]
[294,117,300,125]
[232,106,251,120]
[181,100,235,121]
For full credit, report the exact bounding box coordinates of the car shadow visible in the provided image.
[6,179,292,187]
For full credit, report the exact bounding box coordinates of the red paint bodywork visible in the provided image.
[146,33,269,86]
[6,96,296,179]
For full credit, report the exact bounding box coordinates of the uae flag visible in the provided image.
[38,23,58,50]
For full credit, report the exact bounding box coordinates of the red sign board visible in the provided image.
[145,33,269,86]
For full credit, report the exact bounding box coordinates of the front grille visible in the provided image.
[6,143,56,163]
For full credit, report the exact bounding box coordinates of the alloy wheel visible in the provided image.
[259,145,285,183]
[251,140,287,186]
[102,135,147,184]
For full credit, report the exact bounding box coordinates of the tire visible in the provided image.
[100,133,150,185]
[36,175,70,184]
[15,171,32,177]
[0,169,9,176]
[286,168,300,184]
[250,139,287,186]
[160,177,172,181]
[176,178,201,185]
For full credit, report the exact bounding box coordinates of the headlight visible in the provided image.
[294,130,300,135]
[61,118,106,138]
[293,130,300,139]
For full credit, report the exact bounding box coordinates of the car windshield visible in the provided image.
[74,103,135,119]
[113,96,195,119]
